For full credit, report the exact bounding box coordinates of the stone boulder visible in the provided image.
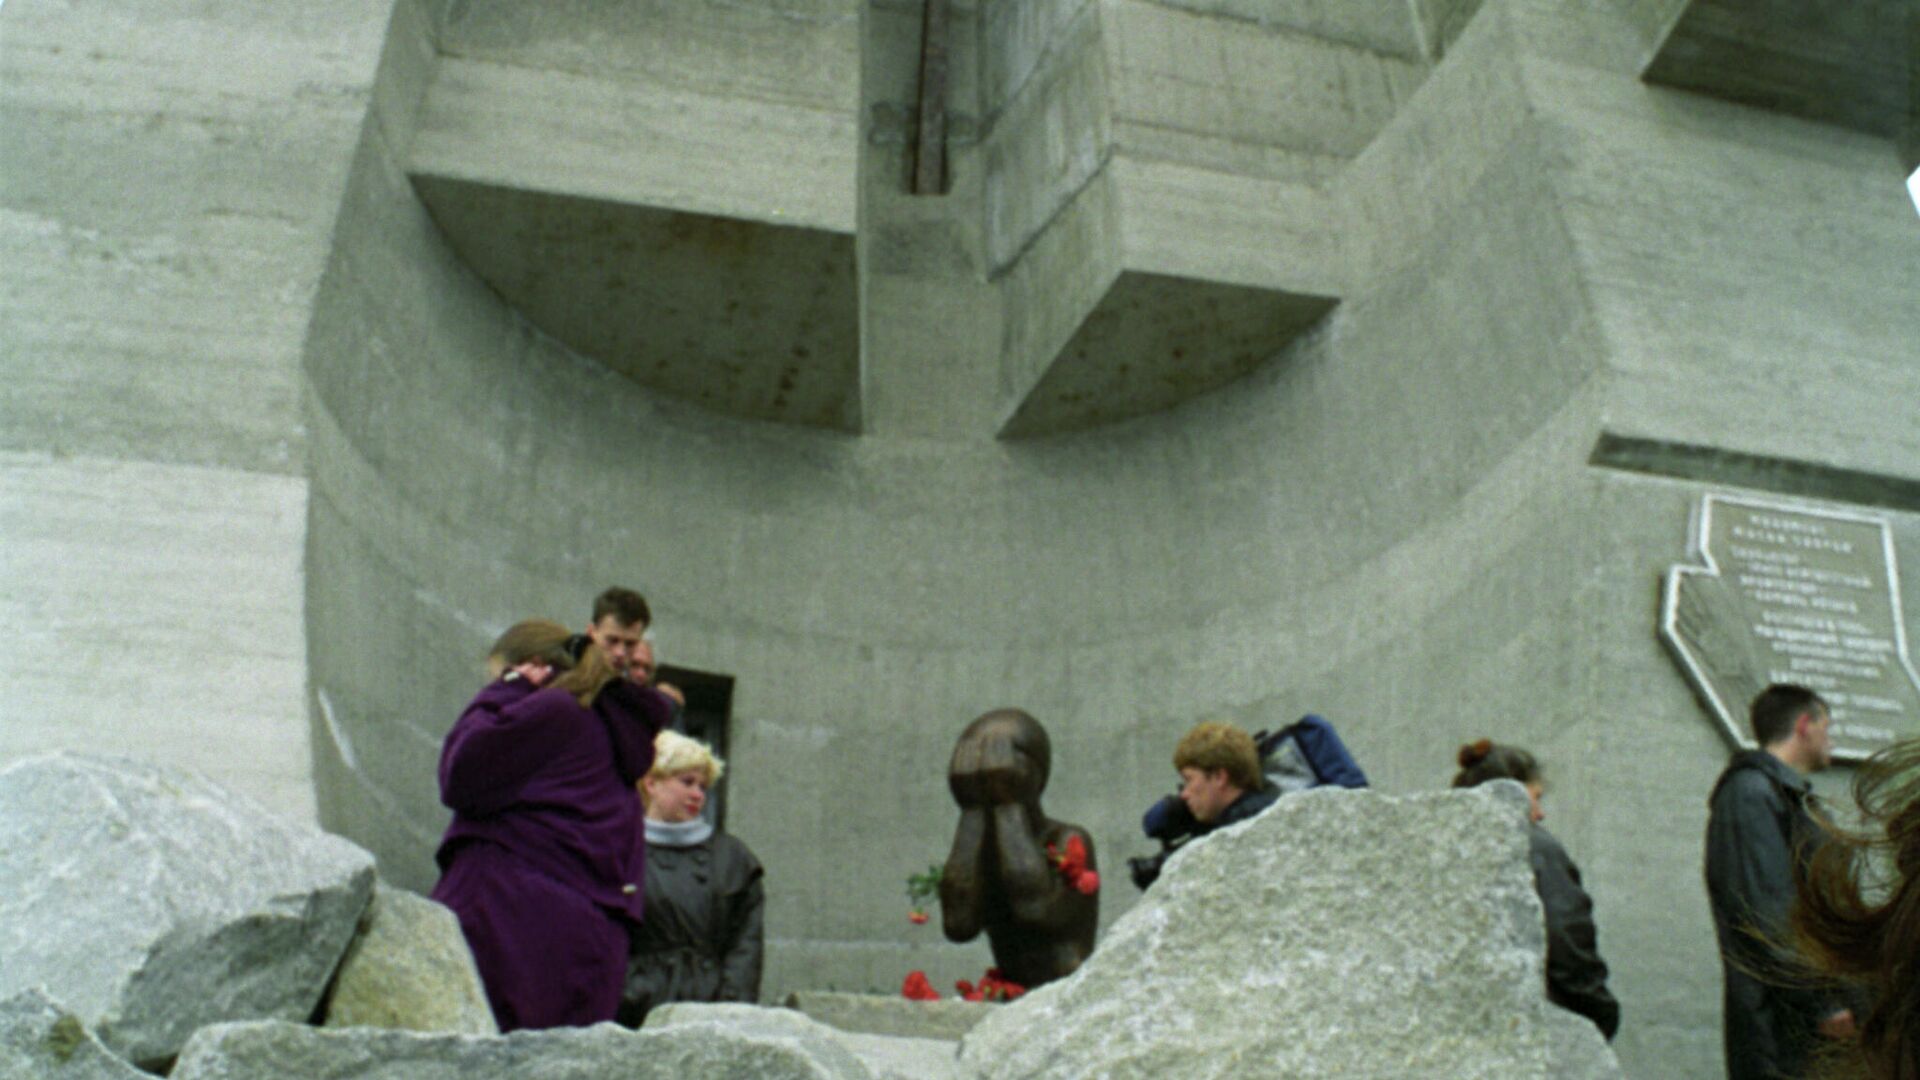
[0,989,148,1080]
[169,1014,913,1079]
[956,784,1622,1080]
[0,754,376,1069]
[323,884,497,1035]
[650,1003,961,1080]
[784,990,992,1041]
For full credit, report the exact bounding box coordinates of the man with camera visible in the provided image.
[1130,721,1279,888]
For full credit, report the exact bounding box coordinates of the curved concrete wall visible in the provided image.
[304,0,1611,1006]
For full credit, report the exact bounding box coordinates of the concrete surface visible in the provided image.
[6,2,1920,1078]
[0,0,397,822]
[1644,0,1910,140]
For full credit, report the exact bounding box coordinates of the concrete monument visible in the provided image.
[7,2,1919,1076]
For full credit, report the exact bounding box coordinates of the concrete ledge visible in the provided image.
[782,991,993,1042]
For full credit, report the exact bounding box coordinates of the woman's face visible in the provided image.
[1525,780,1546,824]
[645,769,708,823]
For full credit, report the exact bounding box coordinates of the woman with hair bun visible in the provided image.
[1453,739,1620,1041]
[431,618,674,1031]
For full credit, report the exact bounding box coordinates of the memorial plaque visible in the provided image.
[1662,494,1920,762]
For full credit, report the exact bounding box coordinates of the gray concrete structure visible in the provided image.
[4,1,1917,1076]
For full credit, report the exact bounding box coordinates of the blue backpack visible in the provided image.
[1254,714,1369,794]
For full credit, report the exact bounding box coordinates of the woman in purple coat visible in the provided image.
[431,619,673,1031]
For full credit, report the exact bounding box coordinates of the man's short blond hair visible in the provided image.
[1173,721,1261,792]
[649,729,725,787]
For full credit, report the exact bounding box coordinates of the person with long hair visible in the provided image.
[1792,736,1920,1079]
[1453,739,1620,1040]
[431,618,674,1031]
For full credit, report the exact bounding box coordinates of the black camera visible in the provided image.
[1127,846,1179,890]
[1128,794,1200,890]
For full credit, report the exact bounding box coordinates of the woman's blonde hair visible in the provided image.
[647,730,726,787]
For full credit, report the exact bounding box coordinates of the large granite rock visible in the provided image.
[169,1014,922,1079]
[0,989,148,1080]
[323,884,497,1035]
[650,1003,960,1080]
[0,754,376,1068]
[956,784,1622,1080]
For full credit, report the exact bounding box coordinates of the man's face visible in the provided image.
[1178,766,1239,824]
[1800,707,1835,772]
[632,638,658,684]
[587,616,646,680]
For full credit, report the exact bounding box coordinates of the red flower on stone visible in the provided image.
[908,910,930,925]
[902,970,940,1001]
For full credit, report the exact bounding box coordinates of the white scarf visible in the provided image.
[645,816,714,848]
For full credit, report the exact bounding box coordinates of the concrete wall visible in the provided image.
[8,1,1917,1077]
[0,0,396,819]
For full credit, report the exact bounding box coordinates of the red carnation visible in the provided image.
[1046,834,1098,895]
[908,910,930,925]
[958,968,1026,1002]
[902,970,939,1001]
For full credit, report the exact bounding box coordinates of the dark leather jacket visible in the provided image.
[1704,750,1841,1080]
[617,829,763,1026]
[1530,825,1619,1040]
[1201,785,1279,834]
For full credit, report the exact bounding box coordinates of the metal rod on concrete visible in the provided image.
[912,0,949,195]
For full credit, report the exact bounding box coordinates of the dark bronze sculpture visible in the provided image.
[939,709,1097,989]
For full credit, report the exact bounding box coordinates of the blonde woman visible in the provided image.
[617,731,764,1026]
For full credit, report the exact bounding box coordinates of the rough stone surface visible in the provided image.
[956,786,1622,1079]
[648,1003,958,1080]
[784,990,991,1041]
[0,754,376,1069]
[837,1029,963,1080]
[0,990,148,1080]
[170,1016,878,1080]
[323,884,496,1035]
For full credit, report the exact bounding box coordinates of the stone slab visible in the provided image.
[783,990,992,1041]
[1663,493,1920,760]
[0,989,148,1080]
[0,754,375,1069]
[323,884,497,1035]
[172,1016,872,1080]
[956,785,1622,1079]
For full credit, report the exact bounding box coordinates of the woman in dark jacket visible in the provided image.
[431,619,671,1032]
[618,730,764,1026]
[1453,740,1621,1041]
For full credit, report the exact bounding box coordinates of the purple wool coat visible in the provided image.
[431,676,670,1031]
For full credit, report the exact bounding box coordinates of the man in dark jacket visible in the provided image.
[1175,721,1279,834]
[1705,683,1855,1079]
